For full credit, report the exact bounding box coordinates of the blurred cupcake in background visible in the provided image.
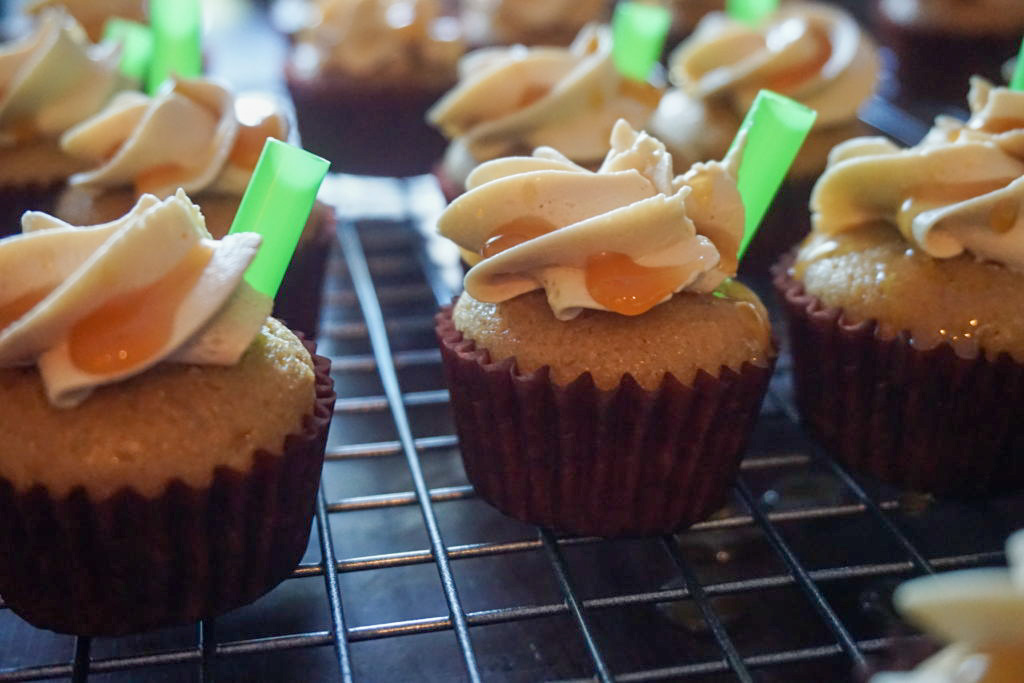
[460,0,609,48]
[285,0,464,176]
[874,0,1024,105]
[23,0,147,42]
[428,24,663,201]
[649,2,879,270]
[636,0,724,48]
[0,9,132,234]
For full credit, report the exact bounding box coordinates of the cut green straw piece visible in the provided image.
[727,90,817,260]
[1010,38,1024,91]
[726,0,779,25]
[612,2,671,82]
[228,139,330,299]
[148,0,202,94]
[102,18,154,82]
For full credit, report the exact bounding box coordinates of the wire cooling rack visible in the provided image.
[2,111,1024,681]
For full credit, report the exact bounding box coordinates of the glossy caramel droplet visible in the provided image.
[135,163,192,196]
[990,197,1019,234]
[764,27,831,93]
[971,646,1024,683]
[517,84,550,109]
[68,244,213,375]
[0,287,51,333]
[618,79,663,109]
[229,115,286,169]
[585,251,686,316]
[480,216,555,259]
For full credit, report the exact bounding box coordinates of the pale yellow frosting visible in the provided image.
[810,78,1024,270]
[0,190,270,408]
[60,77,289,198]
[291,0,463,86]
[439,119,746,320]
[871,530,1024,683]
[0,9,128,147]
[650,2,878,173]
[461,0,607,46]
[429,24,663,189]
[878,0,1024,35]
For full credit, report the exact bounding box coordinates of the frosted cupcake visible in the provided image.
[24,0,147,42]
[285,0,464,176]
[428,23,663,199]
[649,3,879,270]
[460,0,609,48]
[0,9,131,234]
[436,120,774,536]
[55,77,333,335]
[0,191,335,635]
[775,77,1024,496]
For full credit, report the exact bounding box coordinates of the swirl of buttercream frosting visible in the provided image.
[461,0,606,46]
[438,119,745,320]
[0,190,271,408]
[59,77,290,199]
[871,529,1024,683]
[428,24,663,189]
[811,78,1024,270]
[291,0,463,86]
[0,9,128,147]
[25,0,147,42]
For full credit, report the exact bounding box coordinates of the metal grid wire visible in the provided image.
[2,98,1023,683]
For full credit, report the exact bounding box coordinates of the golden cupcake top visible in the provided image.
[0,9,130,147]
[0,189,271,408]
[428,24,663,188]
[291,0,464,86]
[440,119,756,321]
[872,530,1024,683]
[810,78,1024,270]
[59,77,289,198]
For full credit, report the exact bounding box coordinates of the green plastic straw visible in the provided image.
[148,0,202,94]
[102,18,154,82]
[612,2,671,82]
[1011,38,1024,91]
[727,90,817,260]
[726,0,779,24]
[228,139,330,299]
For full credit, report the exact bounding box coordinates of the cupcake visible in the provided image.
[648,2,879,271]
[874,0,1024,105]
[0,190,335,635]
[428,23,664,200]
[460,0,609,48]
[0,9,131,235]
[23,0,147,43]
[435,120,775,537]
[774,77,1024,496]
[870,529,1024,682]
[285,0,464,176]
[637,0,724,47]
[54,77,333,335]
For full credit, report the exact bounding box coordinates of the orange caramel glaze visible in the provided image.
[763,26,831,93]
[585,251,687,316]
[480,216,556,259]
[68,243,213,375]
[0,287,51,333]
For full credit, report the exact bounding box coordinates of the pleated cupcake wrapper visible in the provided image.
[0,339,336,636]
[436,306,774,537]
[773,257,1024,496]
[0,179,64,238]
[286,66,448,177]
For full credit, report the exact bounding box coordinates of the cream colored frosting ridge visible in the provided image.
[0,190,271,408]
[811,78,1024,270]
[292,0,463,85]
[0,9,127,147]
[428,24,663,188]
[25,0,147,42]
[60,77,289,198]
[650,2,877,170]
[438,120,746,320]
[871,529,1024,683]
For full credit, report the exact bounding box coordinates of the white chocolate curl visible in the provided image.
[438,120,745,320]
[0,190,271,408]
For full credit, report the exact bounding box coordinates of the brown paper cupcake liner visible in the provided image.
[0,338,336,636]
[286,63,449,177]
[436,306,774,537]
[0,180,64,238]
[773,256,1024,496]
